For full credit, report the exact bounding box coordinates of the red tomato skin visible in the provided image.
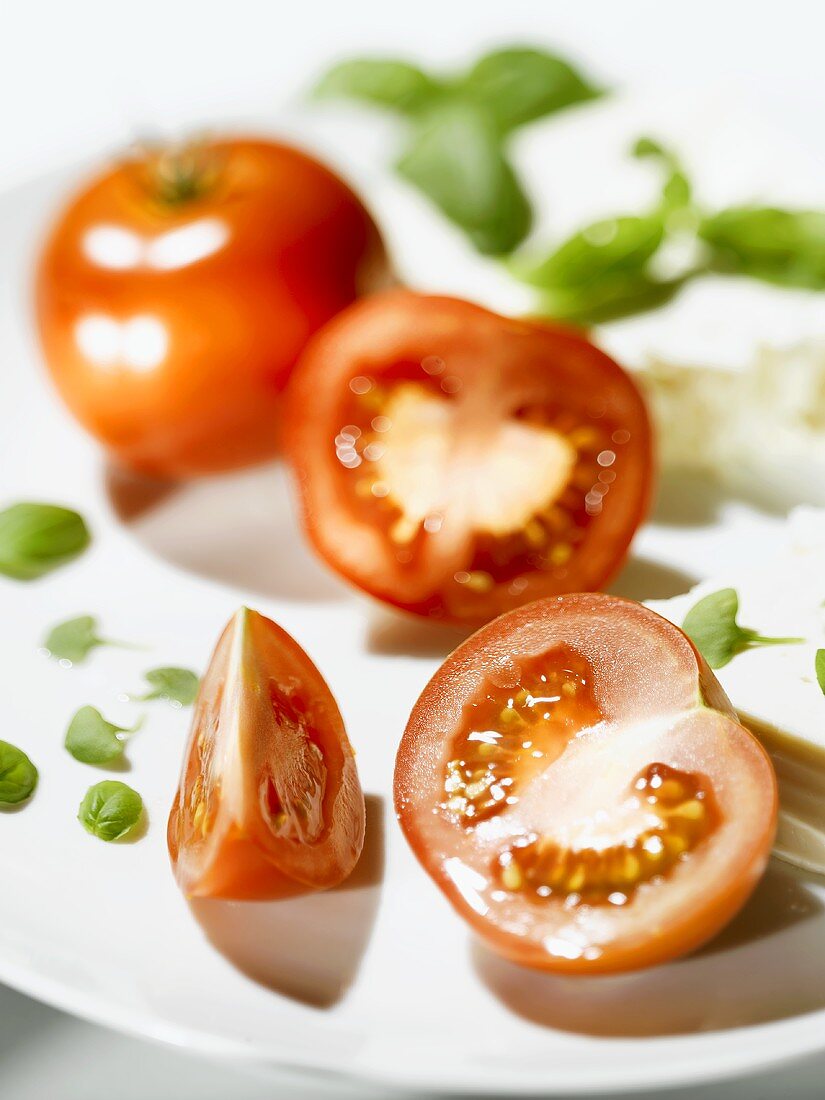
[285,291,654,628]
[35,138,385,478]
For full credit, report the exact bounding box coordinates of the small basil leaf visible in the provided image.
[816,650,825,695]
[398,101,532,255]
[65,706,137,765]
[523,215,665,290]
[0,503,90,581]
[140,667,199,706]
[0,741,38,806]
[683,588,803,669]
[314,59,442,114]
[78,780,143,841]
[44,615,104,664]
[460,47,602,133]
[632,136,692,213]
[536,271,684,326]
[699,207,825,289]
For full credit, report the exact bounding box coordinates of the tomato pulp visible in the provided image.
[287,291,652,627]
[36,137,384,478]
[168,608,365,899]
[395,594,777,973]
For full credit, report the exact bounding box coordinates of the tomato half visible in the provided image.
[168,608,365,899]
[394,594,777,973]
[36,137,384,478]
[286,291,652,627]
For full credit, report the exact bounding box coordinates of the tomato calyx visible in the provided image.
[131,138,226,208]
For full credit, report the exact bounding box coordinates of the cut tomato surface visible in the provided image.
[286,291,652,627]
[168,608,365,899]
[394,593,777,973]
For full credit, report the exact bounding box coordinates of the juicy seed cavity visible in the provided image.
[495,762,718,906]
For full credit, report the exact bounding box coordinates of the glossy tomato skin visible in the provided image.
[168,607,365,900]
[286,291,653,628]
[36,138,384,478]
[395,593,777,974]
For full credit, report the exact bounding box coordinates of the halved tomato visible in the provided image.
[286,291,652,627]
[394,594,777,973]
[168,608,365,899]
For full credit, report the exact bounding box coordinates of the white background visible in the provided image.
[4,1,825,1097]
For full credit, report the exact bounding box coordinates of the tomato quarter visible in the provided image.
[36,137,384,478]
[286,291,652,627]
[168,607,365,899]
[394,593,777,973]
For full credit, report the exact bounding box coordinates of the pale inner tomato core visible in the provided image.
[336,371,624,593]
[444,648,719,908]
[258,683,327,845]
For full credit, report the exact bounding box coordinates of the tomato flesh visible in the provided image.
[168,607,365,899]
[36,138,384,478]
[287,292,652,626]
[394,594,777,973]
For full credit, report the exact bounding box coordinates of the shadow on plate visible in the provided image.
[365,606,469,660]
[190,794,385,1009]
[608,556,696,601]
[651,469,792,529]
[474,861,825,1038]
[105,462,349,603]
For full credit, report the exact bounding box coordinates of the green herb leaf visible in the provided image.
[139,667,199,706]
[397,101,532,254]
[64,706,139,765]
[0,741,38,806]
[632,136,692,213]
[44,615,104,663]
[683,588,804,669]
[535,271,684,325]
[460,47,601,133]
[0,503,90,581]
[78,780,143,841]
[699,207,825,289]
[314,58,442,114]
[523,215,665,290]
[816,650,825,695]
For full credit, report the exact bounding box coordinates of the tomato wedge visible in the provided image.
[286,291,652,627]
[168,608,365,899]
[394,594,777,973]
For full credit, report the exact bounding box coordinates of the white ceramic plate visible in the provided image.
[1,106,824,1096]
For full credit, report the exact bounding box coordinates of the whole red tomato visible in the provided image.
[35,137,384,478]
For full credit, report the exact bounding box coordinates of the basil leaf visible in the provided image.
[536,272,684,326]
[632,136,692,213]
[44,615,104,664]
[65,706,137,765]
[78,780,143,841]
[699,207,825,289]
[314,59,442,114]
[460,47,601,133]
[398,101,532,254]
[140,667,199,706]
[0,741,38,806]
[683,588,803,669]
[0,503,90,581]
[816,650,825,695]
[524,215,665,290]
